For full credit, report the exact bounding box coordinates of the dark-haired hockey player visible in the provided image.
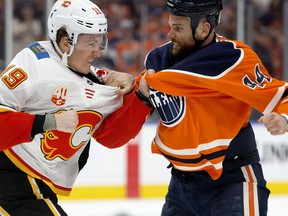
[136,0,288,215]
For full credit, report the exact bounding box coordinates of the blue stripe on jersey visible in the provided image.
[28,42,50,60]
[146,39,241,77]
[146,42,175,71]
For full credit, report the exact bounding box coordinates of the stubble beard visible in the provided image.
[171,40,196,60]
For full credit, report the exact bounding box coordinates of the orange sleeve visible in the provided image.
[276,95,288,114]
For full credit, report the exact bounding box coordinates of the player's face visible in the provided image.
[67,34,106,74]
[167,15,196,58]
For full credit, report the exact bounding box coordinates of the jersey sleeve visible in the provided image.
[0,109,35,150]
[0,49,38,111]
[0,49,39,150]
[92,81,152,148]
[275,94,288,114]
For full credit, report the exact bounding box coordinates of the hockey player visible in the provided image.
[0,0,152,215]
[136,0,288,215]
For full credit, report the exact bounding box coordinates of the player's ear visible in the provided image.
[198,19,211,39]
[58,36,69,53]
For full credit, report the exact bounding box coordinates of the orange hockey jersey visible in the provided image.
[144,34,288,180]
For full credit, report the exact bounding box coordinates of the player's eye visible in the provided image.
[88,42,97,47]
[173,26,182,32]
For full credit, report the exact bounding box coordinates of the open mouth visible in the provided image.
[172,40,180,49]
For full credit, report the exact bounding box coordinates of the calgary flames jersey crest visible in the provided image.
[41,110,101,160]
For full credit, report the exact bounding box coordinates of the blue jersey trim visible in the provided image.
[28,42,50,60]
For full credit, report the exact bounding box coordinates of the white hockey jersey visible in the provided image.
[0,41,122,195]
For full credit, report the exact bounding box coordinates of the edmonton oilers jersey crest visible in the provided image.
[149,88,185,127]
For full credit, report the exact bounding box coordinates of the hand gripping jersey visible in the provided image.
[0,41,122,195]
[144,34,288,180]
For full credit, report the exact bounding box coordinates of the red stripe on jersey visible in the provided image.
[93,88,152,148]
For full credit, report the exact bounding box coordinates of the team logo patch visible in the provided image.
[90,66,107,82]
[28,42,50,60]
[51,86,67,106]
[150,89,185,127]
[41,110,102,161]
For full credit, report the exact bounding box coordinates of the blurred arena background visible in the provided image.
[1,0,288,215]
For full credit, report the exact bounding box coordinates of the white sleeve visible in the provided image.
[0,48,38,111]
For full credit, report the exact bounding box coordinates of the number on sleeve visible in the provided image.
[1,67,28,89]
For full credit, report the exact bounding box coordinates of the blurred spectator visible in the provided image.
[0,0,4,62]
[12,1,43,55]
[258,0,283,79]
[216,0,237,39]
[114,19,141,77]
[32,0,48,38]
[0,58,5,73]
[92,49,117,70]
[143,7,169,53]
[253,18,273,75]
[251,0,271,17]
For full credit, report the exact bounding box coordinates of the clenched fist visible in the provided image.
[101,67,136,95]
[258,112,288,135]
[54,109,79,133]
[138,69,155,97]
